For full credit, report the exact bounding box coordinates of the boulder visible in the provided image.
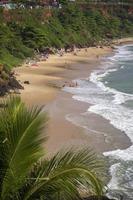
[24,80,30,84]
[0,67,24,96]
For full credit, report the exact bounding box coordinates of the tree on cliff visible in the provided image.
[0,97,105,200]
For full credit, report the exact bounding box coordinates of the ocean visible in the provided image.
[63,44,133,200]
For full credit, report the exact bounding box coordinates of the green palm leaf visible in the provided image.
[23,148,105,200]
[0,96,48,199]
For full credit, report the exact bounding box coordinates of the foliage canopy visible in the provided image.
[0,2,132,68]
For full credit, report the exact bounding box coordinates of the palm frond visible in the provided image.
[0,96,48,199]
[23,147,105,200]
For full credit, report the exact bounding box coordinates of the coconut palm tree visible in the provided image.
[0,96,105,200]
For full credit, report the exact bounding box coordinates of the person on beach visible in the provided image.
[73,46,77,56]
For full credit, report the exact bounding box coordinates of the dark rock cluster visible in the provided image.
[0,64,24,96]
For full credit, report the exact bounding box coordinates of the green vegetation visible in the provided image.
[0,97,105,200]
[0,1,133,69]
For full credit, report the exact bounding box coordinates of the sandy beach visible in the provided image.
[15,44,131,154]
[15,47,111,105]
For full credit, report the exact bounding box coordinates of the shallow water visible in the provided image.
[63,44,133,200]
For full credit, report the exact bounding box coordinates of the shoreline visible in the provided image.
[45,49,132,154]
[14,38,133,154]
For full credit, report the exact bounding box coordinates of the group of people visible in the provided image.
[26,45,91,69]
[40,53,49,61]
[62,81,78,88]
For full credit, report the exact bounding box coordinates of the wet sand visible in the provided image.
[45,91,130,154]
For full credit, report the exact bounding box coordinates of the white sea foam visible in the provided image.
[103,145,133,161]
[120,65,125,69]
[88,101,133,143]
[107,163,121,190]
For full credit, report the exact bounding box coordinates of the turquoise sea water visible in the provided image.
[64,44,133,200]
[103,45,133,110]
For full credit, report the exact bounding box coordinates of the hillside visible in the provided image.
[0,1,133,68]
